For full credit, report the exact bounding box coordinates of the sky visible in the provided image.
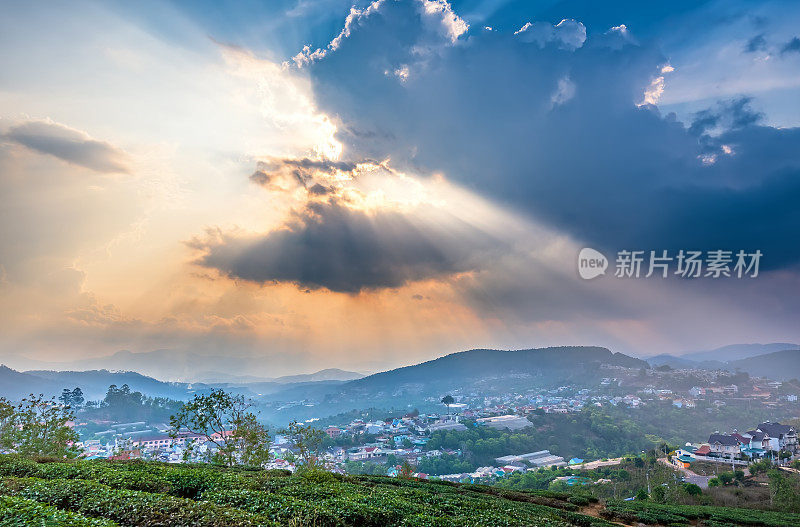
[1,0,800,378]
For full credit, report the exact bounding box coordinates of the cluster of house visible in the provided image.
[429,384,647,416]
[432,449,571,484]
[673,421,798,468]
[78,429,236,463]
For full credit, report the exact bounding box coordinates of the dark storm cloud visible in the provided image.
[5,120,130,173]
[296,0,800,270]
[190,198,506,293]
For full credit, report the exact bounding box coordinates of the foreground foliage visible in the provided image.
[601,500,800,527]
[0,495,119,527]
[3,456,798,526]
[0,456,614,526]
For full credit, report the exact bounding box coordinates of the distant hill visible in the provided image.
[192,368,364,386]
[274,368,364,384]
[1,349,316,382]
[726,349,800,381]
[681,343,798,363]
[646,354,700,369]
[0,365,63,400]
[343,346,647,394]
[646,346,800,381]
[0,366,192,401]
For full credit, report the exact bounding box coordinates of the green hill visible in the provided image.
[344,346,647,393]
[726,349,800,381]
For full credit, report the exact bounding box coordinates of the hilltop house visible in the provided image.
[707,434,742,460]
[756,422,798,454]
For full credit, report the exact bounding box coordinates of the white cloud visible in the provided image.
[550,76,576,107]
[515,19,587,50]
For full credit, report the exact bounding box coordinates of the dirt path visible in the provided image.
[577,502,627,526]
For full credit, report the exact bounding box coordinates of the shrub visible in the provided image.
[0,477,279,527]
[0,495,119,526]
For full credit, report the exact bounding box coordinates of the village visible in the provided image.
[69,367,799,486]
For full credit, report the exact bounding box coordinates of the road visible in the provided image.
[657,457,711,488]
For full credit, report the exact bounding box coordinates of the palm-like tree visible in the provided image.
[441,395,455,415]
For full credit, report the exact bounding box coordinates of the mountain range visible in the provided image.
[0,349,365,384]
[0,366,363,402]
[680,343,798,362]
[646,343,800,381]
[0,366,189,401]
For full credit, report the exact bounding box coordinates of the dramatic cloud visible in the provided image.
[294,0,800,270]
[248,157,359,193]
[5,120,130,173]
[191,158,507,292]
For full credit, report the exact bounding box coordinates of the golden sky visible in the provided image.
[2,1,800,379]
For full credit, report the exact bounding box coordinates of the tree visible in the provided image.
[70,388,84,408]
[0,394,79,457]
[229,412,272,467]
[682,483,702,497]
[169,389,270,466]
[441,395,455,415]
[59,389,72,407]
[280,420,326,470]
[0,398,15,447]
[651,485,666,503]
[399,460,415,478]
[635,489,649,501]
[767,469,800,511]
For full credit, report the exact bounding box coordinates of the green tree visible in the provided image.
[70,388,84,408]
[651,485,666,503]
[280,420,326,470]
[399,460,415,478]
[683,482,702,496]
[767,470,800,511]
[441,395,455,415]
[0,399,15,447]
[59,389,72,407]
[0,394,79,457]
[169,389,270,466]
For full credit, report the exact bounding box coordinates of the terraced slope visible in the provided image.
[0,456,612,527]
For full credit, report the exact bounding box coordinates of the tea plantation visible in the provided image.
[0,455,613,526]
[1,456,799,526]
